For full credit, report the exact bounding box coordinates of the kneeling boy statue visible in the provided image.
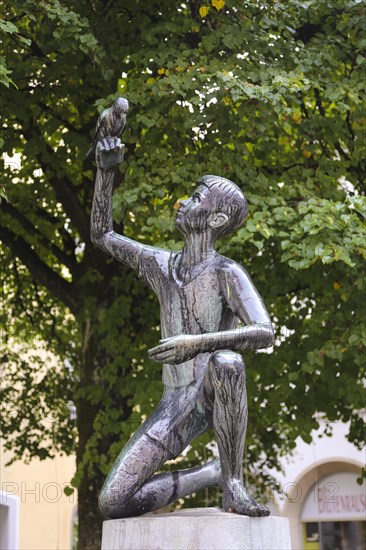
[91,128,274,519]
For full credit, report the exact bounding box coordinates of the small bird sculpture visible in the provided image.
[86,97,129,161]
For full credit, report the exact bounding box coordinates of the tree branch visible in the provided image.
[334,142,351,162]
[32,279,65,347]
[314,88,325,116]
[21,123,91,243]
[2,202,77,273]
[11,256,37,327]
[35,206,78,254]
[36,99,84,137]
[346,110,356,142]
[261,163,305,176]
[0,226,78,314]
[299,92,310,119]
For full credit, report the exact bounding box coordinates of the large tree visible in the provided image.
[1,1,365,548]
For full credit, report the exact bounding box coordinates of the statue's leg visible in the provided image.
[209,350,270,517]
[99,430,169,518]
[99,383,219,519]
[107,449,220,518]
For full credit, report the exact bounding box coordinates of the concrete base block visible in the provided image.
[101,507,291,550]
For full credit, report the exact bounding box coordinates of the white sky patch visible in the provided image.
[206,97,217,107]
[338,175,358,196]
[176,99,194,113]
[3,152,21,171]
[34,168,43,178]
[75,242,85,257]
[237,52,250,60]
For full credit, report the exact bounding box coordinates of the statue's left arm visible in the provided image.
[148,262,274,364]
[212,263,274,350]
[208,261,274,352]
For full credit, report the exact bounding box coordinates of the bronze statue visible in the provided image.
[90,108,274,519]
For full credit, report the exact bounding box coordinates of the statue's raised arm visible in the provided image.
[90,136,159,272]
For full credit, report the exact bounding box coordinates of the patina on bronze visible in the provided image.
[90,113,274,519]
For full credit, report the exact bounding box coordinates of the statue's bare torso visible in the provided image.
[139,248,267,388]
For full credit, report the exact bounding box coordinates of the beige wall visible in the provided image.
[1,442,76,550]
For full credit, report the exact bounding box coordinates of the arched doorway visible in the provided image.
[301,471,366,549]
[281,460,365,549]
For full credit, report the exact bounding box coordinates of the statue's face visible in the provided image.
[174,185,213,235]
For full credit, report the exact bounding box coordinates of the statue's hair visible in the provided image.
[198,175,248,236]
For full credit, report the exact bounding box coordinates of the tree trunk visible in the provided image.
[73,269,144,549]
[76,317,105,550]
[77,473,104,550]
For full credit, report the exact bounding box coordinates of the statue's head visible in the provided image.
[174,175,248,239]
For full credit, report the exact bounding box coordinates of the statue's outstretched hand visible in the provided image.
[148,334,206,364]
[96,137,124,170]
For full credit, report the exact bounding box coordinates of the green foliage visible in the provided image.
[0,0,365,546]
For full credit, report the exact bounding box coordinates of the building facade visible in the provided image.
[273,417,365,549]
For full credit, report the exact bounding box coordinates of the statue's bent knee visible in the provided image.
[98,467,137,518]
[211,350,245,379]
[99,478,134,518]
[99,486,117,518]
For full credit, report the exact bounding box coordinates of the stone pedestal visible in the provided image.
[101,507,292,550]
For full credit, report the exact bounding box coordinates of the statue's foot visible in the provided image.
[222,479,270,517]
